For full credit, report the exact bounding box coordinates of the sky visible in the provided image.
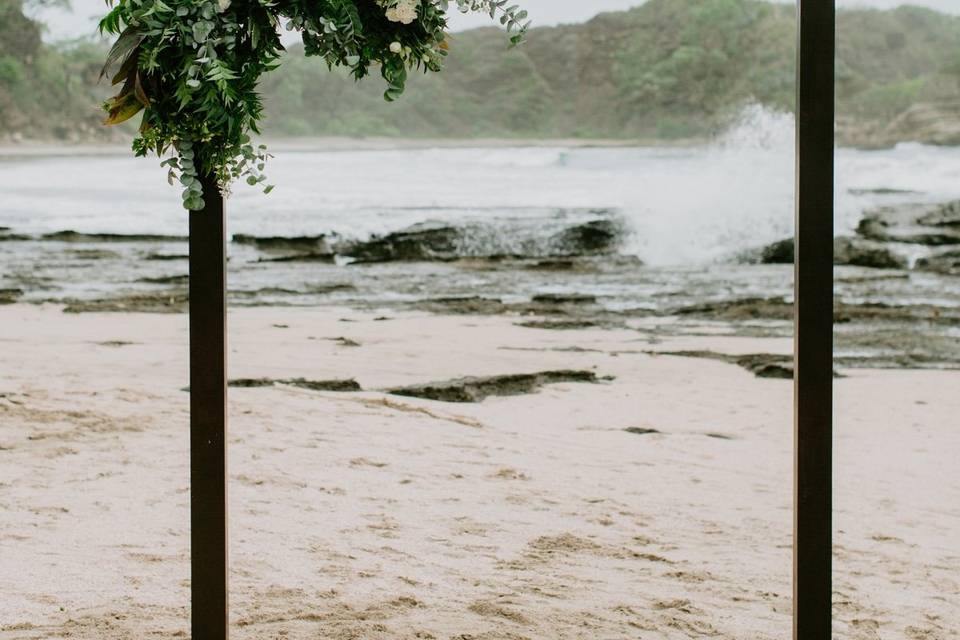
[31,0,960,42]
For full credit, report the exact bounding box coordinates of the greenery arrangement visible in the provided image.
[98,0,529,210]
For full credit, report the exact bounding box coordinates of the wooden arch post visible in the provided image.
[190,171,229,640]
[794,0,835,638]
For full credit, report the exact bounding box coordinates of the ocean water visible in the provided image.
[2,109,960,312]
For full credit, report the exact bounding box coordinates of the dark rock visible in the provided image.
[748,236,907,269]
[144,253,188,261]
[516,319,600,330]
[41,231,185,243]
[652,350,808,379]
[531,293,598,305]
[0,230,30,241]
[758,238,795,264]
[284,378,362,392]
[834,237,907,269]
[916,200,960,228]
[62,291,188,314]
[329,337,361,347]
[857,201,960,246]
[233,234,334,254]
[734,354,794,379]
[524,259,581,271]
[625,427,660,435]
[412,296,510,315]
[673,297,795,321]
[344,223,462,263]
[0,288,24,305]
[546,219,621,255]
[228,379,277,388]
[228,378,362,392]
[915,249,960,275]
[138,274,189,285]
[388,370,604,403]
[847,188,922,196]
[69,249,122,260]
[342,216,623,264]
[258,252,337,263]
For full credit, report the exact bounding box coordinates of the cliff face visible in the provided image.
[3,0,960,146]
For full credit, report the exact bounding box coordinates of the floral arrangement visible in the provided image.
[98,0,529,210]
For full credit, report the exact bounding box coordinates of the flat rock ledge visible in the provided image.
[388,370,606,403]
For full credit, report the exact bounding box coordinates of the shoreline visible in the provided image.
[5,134,953,158]
[0,136,699,159]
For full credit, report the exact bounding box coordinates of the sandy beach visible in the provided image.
[0,303,957,639]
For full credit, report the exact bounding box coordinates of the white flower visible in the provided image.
[389,41,403,54]
[386,0,418,24]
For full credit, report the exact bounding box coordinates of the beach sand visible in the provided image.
[0,304,957,639]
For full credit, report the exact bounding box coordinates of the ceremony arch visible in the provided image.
[102,1,837,637]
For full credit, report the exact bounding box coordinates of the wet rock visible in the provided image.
[343,223,462,263]
[69,249,122,260]
[228,379,276,388]
[915,249,960,275]
[673,297,795,321]
[756,238,795,264]
[143,253,188,261]
[833,302,960,326]
[531,293,598,305]
[388,370,605,403]
[516,319,600,330]
[0,288,24,305]
[62,291,188,314]
[625,427,661,435]
[546,219,621,255]
[847,188,922,196]
[229,378,362,392]
[342,216,623,264]
[652,350,800,379]
[916,200,960,228]
[41,231,186,243]
[747,237,907,269]
[411,296,510,315]
[258,252,337,263]
[233,234,335,254]
[138,274,189,285]
[734,354,794,379]
[285,378,362,392]
[857,201,960,246]
[834,238,907,269]
[673,296,960,326]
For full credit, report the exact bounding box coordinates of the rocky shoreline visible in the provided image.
[2,200,959,371]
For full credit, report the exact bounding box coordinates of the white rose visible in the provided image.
[386,0,418,24]
[389,41,403,54]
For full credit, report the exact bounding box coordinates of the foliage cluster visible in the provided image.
[98,0,529,209]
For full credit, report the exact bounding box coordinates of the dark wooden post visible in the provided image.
[190,172,229,639]
[794,1,835,639]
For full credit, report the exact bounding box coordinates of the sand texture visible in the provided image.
[1,304,957,639]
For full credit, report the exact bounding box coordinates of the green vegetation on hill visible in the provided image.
[0,0,113,141]
[259,0,960,144]
[3,0,960,145]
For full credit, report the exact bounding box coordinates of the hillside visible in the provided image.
[0,0,113,142]
[3,0,960,146]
